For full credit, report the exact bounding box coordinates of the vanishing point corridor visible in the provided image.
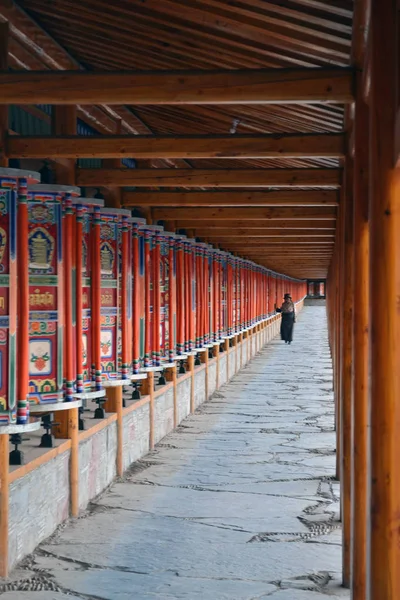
[1,305,347,600]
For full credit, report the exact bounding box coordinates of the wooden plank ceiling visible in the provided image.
[3,0,354,279]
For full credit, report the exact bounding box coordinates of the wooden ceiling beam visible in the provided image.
[174,219,336,229]
[0,67,354,105]
[6,133,345,160]
[196,229,334,237]
[77,167,342,188]
[124,190,338,207]
[222,240,334,246]
[153,206,336,220]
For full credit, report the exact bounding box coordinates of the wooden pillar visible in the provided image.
[204,351,209,400]
[368,2,400,598]
[68,407,79,516]
[188,354,195,413]
[341,159,354,588]
[104,387,123,476]
[143,373,154,449]
[0,23,8,168]
[52,106,77,185]
[351,76,369,600]
[102,120,122,209]
[0,435,9,576]
[166,365,178,427]
[225,338,229,383]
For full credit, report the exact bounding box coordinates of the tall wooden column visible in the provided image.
[0,23,8,168]
[341,159,354,588]
[368,2,400,598]
[351,76,369,600]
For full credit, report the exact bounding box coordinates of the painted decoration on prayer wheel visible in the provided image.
[175,235,186,356]
[166,233,177,362]
[159,231,170,361]
[27,184,80,404]
[96,208,131,381]
[119,213,132,380]
[158,231,176,362]
[130,217,146,374]
[150,225,164,367]
[183,238,196,353]
[0,168,40,424]
[73,198,104,393]
[220,252,228,338]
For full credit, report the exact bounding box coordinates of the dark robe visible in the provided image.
[280,312,295,343]
[277,300,295,343]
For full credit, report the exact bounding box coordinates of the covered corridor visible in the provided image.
[0,305,348,599]
[0,1,400,598]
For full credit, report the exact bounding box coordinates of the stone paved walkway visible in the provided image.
[2,306,349,599]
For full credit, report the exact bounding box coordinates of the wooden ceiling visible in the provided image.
[1,0,354,279]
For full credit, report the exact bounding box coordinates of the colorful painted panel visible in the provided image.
[160,240,169,360]
[27,191,63,403]
[99,211,119,380]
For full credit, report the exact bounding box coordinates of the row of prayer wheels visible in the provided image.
[0,167,306,426]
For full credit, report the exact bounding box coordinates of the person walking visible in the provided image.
[276,293,296,344]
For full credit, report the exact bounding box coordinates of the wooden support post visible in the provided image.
[52,106,77,185]
[204,351,209,401]
[215,345,220,390]
[351,75,369,600]
[143,373,154,449]
[68,408,79,516]
[188,355,195,413]
[0,23,8,167]
[165,366,177,427]
[0,435,9,577]
[102,119,122,209]
[225,338,229,383]
[235,335,238,373]
[104,387,123,477]
[334,197,344,481]
[341,160,354,588]
[368,2,400,598]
